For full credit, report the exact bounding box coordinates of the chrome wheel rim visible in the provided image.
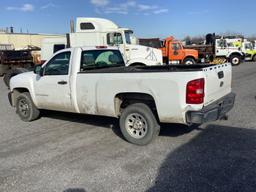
[18,98,30,117]
[232,57,239,65]
[125,113,148,139]
[185,60,194,65]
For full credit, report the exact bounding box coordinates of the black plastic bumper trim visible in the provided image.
[186,92,236,124]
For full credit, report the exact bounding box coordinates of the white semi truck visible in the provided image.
[41,18,163,67]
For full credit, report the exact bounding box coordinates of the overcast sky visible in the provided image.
[0,0,255,39]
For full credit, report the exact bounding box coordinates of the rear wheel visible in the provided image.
[119,103,160,145]
[230,55,241,66]
[16,92,40,122]
[183,58,196,65]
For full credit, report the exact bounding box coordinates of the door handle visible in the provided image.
[58,81,67,85]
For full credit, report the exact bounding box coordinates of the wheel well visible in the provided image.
[183,56,196,61]
[12,88,29,107]
[114,93,158,118]
[229,52,242,58]
[129,63,146,67]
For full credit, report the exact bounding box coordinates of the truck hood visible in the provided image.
[126,44,163,66]
[10,71,34,91]
[184,49,199,58]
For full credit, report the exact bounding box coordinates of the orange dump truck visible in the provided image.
[139,36,199,65]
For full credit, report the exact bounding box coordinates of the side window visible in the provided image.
[172,43,181,51]
[44,52,71,76]
[80,23,95,30]
[80,50,124,71]
[107,33,123,45]
[227,42,234,47]
[53,44,65,53]
[217,39,227,48]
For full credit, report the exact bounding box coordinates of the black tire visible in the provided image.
[229,55,241,66]
[16,92,40,122]
[3,68,29,88]
[183,57,196,65]
[253,55,256,62]
[130,63,146,67]
[119,103,160,146]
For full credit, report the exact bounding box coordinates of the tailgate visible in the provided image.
[203,63,232,106]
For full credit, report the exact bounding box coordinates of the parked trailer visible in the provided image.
[0,46,41,87]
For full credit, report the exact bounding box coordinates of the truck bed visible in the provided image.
[79,64,216,73]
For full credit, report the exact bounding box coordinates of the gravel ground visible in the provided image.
[0,62,256,192]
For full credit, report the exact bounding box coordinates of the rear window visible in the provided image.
[80,50,125,71]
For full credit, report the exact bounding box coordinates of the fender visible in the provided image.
[183,56,197,62]
[227,51,244,58]
[10,72,37,107]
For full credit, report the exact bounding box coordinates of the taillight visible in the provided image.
[186,78,205,104]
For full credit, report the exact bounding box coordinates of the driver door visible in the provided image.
[215,39,228,56]
[33,51,73,112]
[169,42,184,63]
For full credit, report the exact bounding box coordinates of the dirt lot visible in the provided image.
[0,62,256,192]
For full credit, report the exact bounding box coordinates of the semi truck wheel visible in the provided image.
[183,58,196,65]
[119,103,160,145]
[16,92,40,122]
[253,55,256,62]
[3,68,29,88]
[230,55,241,66]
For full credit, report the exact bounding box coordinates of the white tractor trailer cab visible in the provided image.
[41,18,163,66]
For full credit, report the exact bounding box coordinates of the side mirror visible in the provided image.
[34,65,43,76]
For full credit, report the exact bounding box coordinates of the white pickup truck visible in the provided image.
[9,46,235,145]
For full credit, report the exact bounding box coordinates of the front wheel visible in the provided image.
[183,58,196,65]
[252,55,256,62]
[16,92,40,122]
[119,103,160,145]
[230,55,241,66]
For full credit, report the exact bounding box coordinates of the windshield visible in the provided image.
[125,30,135,44]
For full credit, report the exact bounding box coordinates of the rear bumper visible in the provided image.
[186,92,236,124]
